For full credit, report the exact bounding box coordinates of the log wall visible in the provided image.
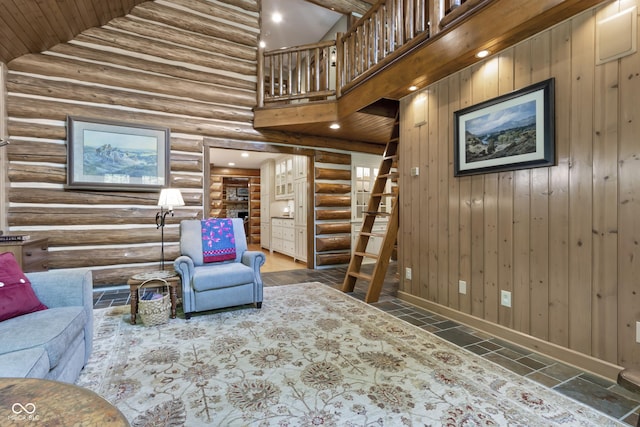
[399,0,640,375]
[0,64,7,231]
[4,0,260,285]
[314,151,352,267]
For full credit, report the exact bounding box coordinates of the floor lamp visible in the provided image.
[156,188,185,270]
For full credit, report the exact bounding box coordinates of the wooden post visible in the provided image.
[336,33,343,98]
[0,63,7,232]
[257,47,264,107]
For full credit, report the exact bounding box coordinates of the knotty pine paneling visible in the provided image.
[399,1,640,375]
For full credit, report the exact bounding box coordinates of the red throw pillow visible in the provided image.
[0,252,47,321]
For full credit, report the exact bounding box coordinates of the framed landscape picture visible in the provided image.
[453,78,555,177]
[67,116,170,191]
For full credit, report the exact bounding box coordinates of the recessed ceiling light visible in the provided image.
[259,40,266,48]
[409,85,419,91]
[272,12,282,23]
[241,152,249,158]
[476,50,490,58]
[228,162,235,166]
[329,123,340,130]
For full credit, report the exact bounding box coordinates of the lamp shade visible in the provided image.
[157,188,184,210]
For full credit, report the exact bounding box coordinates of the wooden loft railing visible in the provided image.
[257,0,486,108]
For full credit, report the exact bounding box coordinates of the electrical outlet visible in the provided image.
[458,280,467,294]
[405,268,412,280]
[636,321,640,343]
[501,290,512,307]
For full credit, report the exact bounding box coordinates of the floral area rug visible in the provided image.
[77,283,621,426]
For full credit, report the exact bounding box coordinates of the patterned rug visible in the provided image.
[77,283,621,426]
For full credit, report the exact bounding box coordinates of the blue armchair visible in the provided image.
[174,218,266,319]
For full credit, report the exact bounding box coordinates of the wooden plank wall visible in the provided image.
[0,64,7,231]
[3,0,259,286]
[399,0,640,374]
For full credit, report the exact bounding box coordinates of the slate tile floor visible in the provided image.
[94,263,640,426]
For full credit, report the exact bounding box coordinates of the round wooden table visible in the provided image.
[128,270,181,325]
[0,377,129,426]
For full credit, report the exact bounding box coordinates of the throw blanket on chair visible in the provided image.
[201,218,236,263]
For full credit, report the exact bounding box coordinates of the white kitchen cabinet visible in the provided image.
[275,156,294,200]
[260,160,274,250]
[271,217,295,257]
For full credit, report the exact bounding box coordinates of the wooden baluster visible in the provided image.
[257,47,264,107]
[314,47,320,93]
[287,51,293,96]
[296,50,302,96]
[269,54,275,99]
[336,34,343,98]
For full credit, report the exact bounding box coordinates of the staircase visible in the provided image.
[342,115,399,303]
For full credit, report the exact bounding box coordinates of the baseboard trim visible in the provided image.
[397,291,622,382]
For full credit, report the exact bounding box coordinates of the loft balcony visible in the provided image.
[254,0,606,149]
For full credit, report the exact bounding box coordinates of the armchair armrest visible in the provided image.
[242,250,266,271]
[174,255,195,284]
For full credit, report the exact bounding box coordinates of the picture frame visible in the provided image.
[453,78,555,177]
[67,116,170,191]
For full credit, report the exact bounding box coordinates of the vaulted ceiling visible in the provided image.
[0,0,375,65]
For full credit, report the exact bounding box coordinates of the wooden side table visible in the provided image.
[127,271,181,325]
[0,377,129,426]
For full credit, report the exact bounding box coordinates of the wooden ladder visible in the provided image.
[342,115,399,303]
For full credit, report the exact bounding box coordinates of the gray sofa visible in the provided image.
[0,269,93,383]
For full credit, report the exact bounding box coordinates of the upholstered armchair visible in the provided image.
[174,218,266,319]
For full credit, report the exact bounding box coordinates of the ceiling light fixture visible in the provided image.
[409,85,419,91]
[228,162,236,166]
[241,152,249,158]
[329,123,340,130]
[259,40,266,48]
[476,50,490,58]
[272,12,283,23]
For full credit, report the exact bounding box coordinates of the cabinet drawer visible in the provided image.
[282,228,295,241]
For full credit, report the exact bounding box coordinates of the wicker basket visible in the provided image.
[137,278,171,326]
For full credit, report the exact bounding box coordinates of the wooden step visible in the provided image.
[359,231,386,238]
[348,271,372,281]
[354,251,379,259]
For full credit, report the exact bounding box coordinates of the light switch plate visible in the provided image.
[500,290,512,307]
[458,280,467,294]
[405,268,412,280]
[636,321,640,343]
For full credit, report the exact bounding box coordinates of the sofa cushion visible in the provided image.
[0,306,86,369]
[0,252,47,321]
[0,347,49,378]
[192,262,254,291]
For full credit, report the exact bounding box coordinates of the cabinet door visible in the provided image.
[261,223,270,249]
[294,180,307,227]
[295,226,307,262]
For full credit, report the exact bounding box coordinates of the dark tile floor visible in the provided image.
[94,263,640,426]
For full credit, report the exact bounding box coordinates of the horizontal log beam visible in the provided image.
[8,207,201,226]
[47,245,180,269]
[7,73,254,123]
[315,168,352,180]
[315,195,351,207]
[315,182,351,194]
[26,227,180,247]
[316,235,351,252]
[108,16,257,62]
[131,2,257,47]
[315,209,351,220]
[316,252,351,266]
[316,222,351,235]
[9,54,255,107]
[9,188,202,206]
[315,151,352,165]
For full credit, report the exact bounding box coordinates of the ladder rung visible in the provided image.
[377,172,399,179]
[354,251,379,259]
[360,231,386,238]
[364,211,390,217]
[371,192,395,197]
[383,154,398,161]
[348,271,372,281]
